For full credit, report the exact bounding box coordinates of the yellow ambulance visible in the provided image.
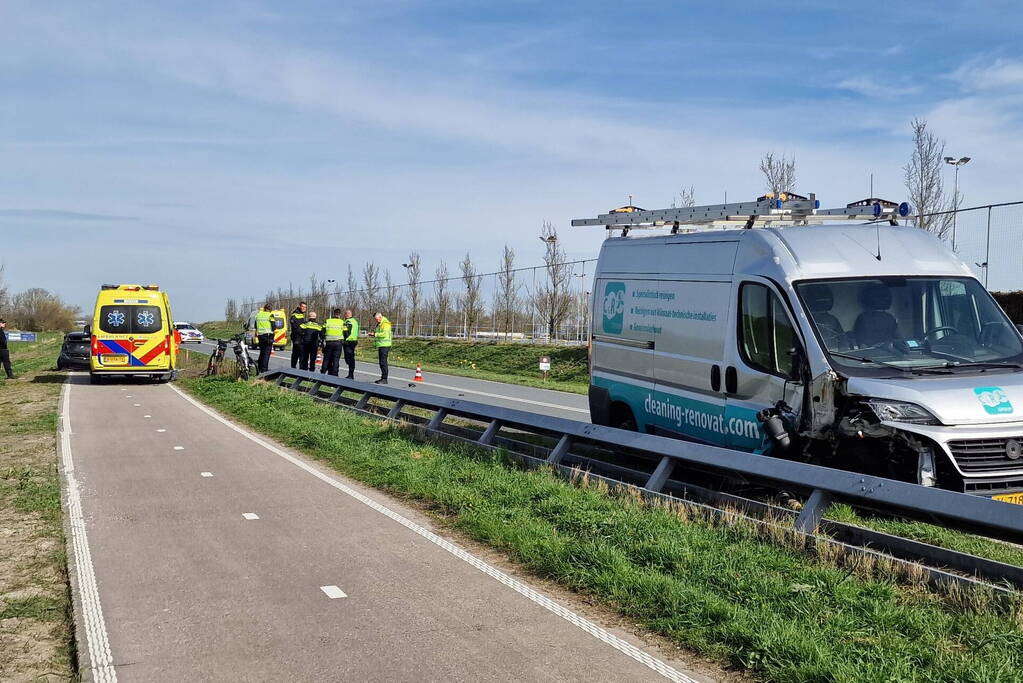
[89,284,179,383]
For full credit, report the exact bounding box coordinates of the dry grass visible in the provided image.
[0,334,73,681]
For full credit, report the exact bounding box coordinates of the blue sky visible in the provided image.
[3,0,1023,320]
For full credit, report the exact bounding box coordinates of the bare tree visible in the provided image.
[496,245,519,338]
[534,221,573,340]
[307,273,330,317]
[344,265,359,315]
[0,264,9,314]
[382,269,404,327]
[760,153,797,195]
[224,298,239,322]
[10,287,80,330]
[360,262,381,315]
[404,251,422,336]
[458,252,484,337]
[671,185,696,208]
[433,260,451,335]
[904,118,957,237]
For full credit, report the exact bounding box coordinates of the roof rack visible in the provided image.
[571,193,913,235]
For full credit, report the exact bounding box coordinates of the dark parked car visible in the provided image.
[57,332,91,370]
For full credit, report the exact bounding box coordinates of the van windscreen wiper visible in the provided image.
[827,351,913,372]
[943,361,1023,371]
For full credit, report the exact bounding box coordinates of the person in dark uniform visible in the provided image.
[300,311,323,371]
[288,302,307,369]
[0,319,15,379]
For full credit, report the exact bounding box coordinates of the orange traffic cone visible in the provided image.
[413,363,424,382]
[315,353,323,367]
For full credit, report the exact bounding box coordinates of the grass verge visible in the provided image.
[180,373,1023,683]
[0,333,74,681]
[196,321,589,393]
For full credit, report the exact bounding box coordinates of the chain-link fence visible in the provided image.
[929,201,1023,292]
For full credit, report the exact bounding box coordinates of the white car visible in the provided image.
[173,322,205,343]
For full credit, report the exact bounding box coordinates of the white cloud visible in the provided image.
[948,56,1023,91]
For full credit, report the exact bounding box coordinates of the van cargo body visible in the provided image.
[588,224,1023,499]
[89,284,178,382]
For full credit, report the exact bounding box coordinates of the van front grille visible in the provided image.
[947,438,1023,473]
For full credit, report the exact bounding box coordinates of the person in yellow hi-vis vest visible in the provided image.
[321,309,345,377]
[342,309,360,380]
[254,303,276,372]
[373,312,392,384]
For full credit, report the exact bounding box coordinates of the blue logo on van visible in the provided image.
[602,282,626,334]
[974,387,1013,415]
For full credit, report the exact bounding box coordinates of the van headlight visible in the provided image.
[863,399,939,425]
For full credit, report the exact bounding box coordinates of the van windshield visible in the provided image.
[794,277,1023,375]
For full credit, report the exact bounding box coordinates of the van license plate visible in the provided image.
[101,354,128,366]
[992,492,1023,505]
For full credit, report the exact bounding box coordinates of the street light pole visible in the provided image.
[944,156,971,251]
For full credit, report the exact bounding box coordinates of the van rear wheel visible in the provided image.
[610,403,637,432]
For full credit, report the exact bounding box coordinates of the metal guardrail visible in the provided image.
[262,368,1023,550]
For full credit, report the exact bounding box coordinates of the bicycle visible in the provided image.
[204,338,229,376]
[231,335,259,380]
[204,337,258,379]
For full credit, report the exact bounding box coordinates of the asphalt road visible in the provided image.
[60,374,708,682]
[191,341,590,423]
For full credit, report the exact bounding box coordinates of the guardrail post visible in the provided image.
[328,386,343,402]
[275,375,286,386]
[644,456,675,493]
[478,419,502,445]
[354,393,370,411]
[427,408,448,431]
[547,435,572,464]
[794,488,834,533]
[307,381,322,396]
[387,399,405,420]
[290,378,304,391]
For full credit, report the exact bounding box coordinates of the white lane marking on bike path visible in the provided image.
[170,384,696,683]
[60,381,118,683]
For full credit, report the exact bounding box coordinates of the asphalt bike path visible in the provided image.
[192,341,590,422]
[60,374,710,682]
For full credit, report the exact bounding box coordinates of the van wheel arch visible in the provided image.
[609,401,638,432]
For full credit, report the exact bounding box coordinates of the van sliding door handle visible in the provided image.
[725,366,738,394]
[710,365,721,392]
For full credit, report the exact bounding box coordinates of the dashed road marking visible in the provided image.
[60,382,118,683]
[133,403,140,407]
[156,429,166,433]
[173,446,184,450]
[320,585,347,599]
[200,472,213,477]
[143,415,151,419]
[242,513,259,520]
[171,384,695,683]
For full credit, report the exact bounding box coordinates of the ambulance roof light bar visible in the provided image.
[571,193,913,234]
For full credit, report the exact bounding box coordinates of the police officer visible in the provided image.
[254,304,275,373]
[321,308,345,377]
[341,309,360,380]
[373,312,392,384]
[0,319,15,379]
[300,311,323,371]
[288,302,308,369]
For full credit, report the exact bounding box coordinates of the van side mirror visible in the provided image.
[787,346,805,381]
[83,324,91,335]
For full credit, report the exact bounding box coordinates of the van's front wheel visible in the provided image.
[610,403,637,432]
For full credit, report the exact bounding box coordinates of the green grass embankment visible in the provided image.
[0,333,74,680]
[181,373,1023,683]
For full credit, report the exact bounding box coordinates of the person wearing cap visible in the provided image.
[0,319,14,379]
[300,311,323,371]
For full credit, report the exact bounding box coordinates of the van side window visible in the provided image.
[738,283,801,378]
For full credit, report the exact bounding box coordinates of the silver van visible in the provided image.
[583,203,1023,501]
